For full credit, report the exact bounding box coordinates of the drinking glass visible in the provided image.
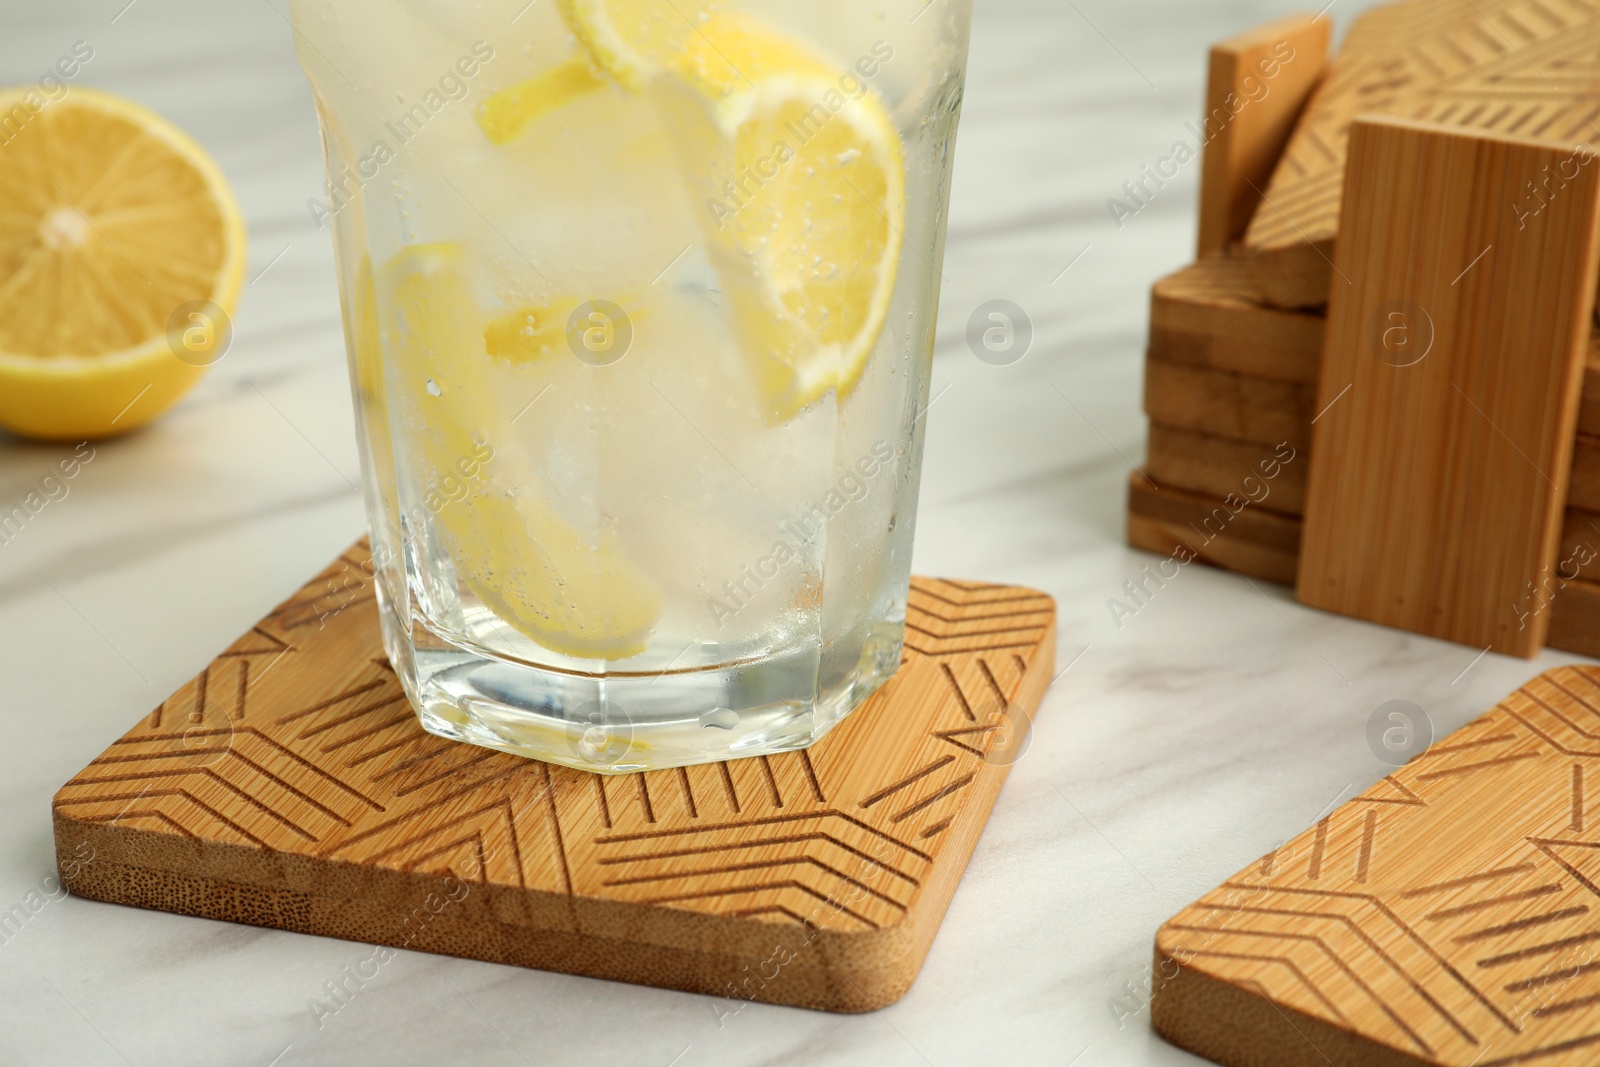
[291,0,974,772]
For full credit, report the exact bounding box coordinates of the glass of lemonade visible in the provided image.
[291,0,974,772]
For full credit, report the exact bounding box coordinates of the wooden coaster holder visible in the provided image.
[1128,8,1600,660]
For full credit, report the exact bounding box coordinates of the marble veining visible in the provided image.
[2,1,1574,1065]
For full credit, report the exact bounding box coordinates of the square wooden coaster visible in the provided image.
[1297,117,1600,658]
[1195,13,1330,256]
[52,542,1056,1013]
[1153,665,1600,1067]
[1147,256,1323,385]
[1242,0,1600,308]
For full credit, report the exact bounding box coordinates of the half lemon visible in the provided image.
[0,87,246,440]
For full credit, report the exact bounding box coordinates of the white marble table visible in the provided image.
[4,1,1568,1064]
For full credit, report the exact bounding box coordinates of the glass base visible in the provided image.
[391,614,905,774]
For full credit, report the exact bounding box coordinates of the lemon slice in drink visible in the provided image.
[484,293,648,365]
[0,87,246,440]
[475,57,608,145]
[556,0,711,90]
[484,302,572,364]
[382,245,661,660]
[684,17,905,418]
[557,7,906,419]
[478,0,711,139]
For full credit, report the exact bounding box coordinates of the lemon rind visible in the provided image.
[707,74,907,418]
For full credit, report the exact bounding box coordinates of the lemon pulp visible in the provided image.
[0,87,246,439]
[478,4,906,421]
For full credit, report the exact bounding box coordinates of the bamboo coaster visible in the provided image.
[1144,425,1310,516]
[1127,471,1303,585]
[1297,117,1600,658]
[1573,436,1600,515]
[1144,361,1314,451]
[1148,258,1600,439]
[1148,257,1323,384]
[1140,428,1600,573]
[1127,472,1600,659]
[1195,13,1331,256]
[1153,665,1600,1067]
[52,542,1057,1013]
[1242,0,1600,308]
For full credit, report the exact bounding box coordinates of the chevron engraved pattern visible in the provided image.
[52,543,1056,1013]
[1152,666,1600,1066]
[1240,0,1600,307]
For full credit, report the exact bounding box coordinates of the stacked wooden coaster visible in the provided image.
[1241,0,1600,310]
[1129,1,1600,659]
[1129,256,1600,659]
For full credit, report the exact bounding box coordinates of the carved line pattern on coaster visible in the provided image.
[93,728,387,813]
[53,568,1051,931]
[1245,0,1600,255]
[1160,665,1600,1064]
[1198,885,1509,1044]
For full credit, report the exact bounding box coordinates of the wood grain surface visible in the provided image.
[51,543,1057,1013]
[1141,426,1600,581]
[1127,471,1304,585]
[1570,435,1600,515]
[1144,424,1311,515]
[1143,257,1600,563]
[1148,257,1600,443]
[1196,12,1332,256]
[1128,472,1600,659]
[1139,246,1600,659]
[1296,116,1600,657]
[1152,664,1600,1066]
[1241,0,1600,308]
[1149,256,1324,384]
[1144,361,1314,451]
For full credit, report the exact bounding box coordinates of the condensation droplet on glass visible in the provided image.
[426,379,441,397]
[579,725,609,761]
[700,707,738,730]
[836,148,861,166]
